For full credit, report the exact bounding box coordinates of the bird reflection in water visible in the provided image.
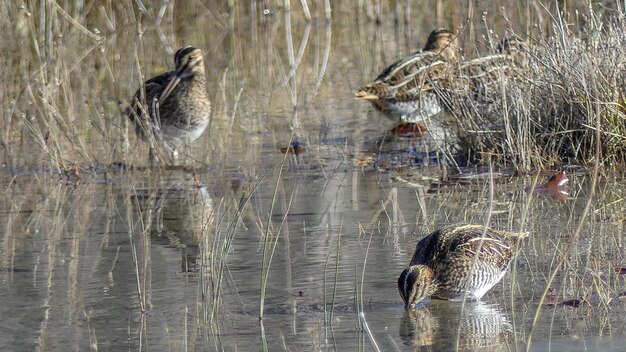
[399,302,512,351]
[133,186,214,272]
[399,308,438,349]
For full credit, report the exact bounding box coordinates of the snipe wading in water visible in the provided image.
[354,29,460,123]
[127,46,211,165]
[398,224,528,309]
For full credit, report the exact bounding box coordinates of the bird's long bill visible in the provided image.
[159,76,181,104]
[159,54,202,103]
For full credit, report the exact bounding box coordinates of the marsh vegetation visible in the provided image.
[0,1,625,351]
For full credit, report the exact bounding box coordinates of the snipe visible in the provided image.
[398,224,527,309]
[127,46,211,164]
[355,29,459,123]
[452,35,529,100]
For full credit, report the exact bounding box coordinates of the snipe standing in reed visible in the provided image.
[440,35,530,136]
[452,35,529,101]
[127,46,211,164]
[354,29,459,123]
[398,224,528,309]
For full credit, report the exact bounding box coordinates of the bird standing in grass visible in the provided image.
[128,46,211,164]
[439,35,530,137]
[398,224,528,309]
[355,29,460,123]
[452,35,529,102]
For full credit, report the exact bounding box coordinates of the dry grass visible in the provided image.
[0,2,625,349]
[1,1,623,172]
[444,11,626,171]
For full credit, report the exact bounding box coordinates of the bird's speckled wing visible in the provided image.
[410,224,524,268]
[128,70,177,120]
[357,51,451,100]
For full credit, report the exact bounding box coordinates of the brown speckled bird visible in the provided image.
[128,46,211,163]
[497,35,530,68]
[355,29,460,122]
[452,35,529,101]
[398,224,528,309]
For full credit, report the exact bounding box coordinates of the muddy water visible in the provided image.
[1,2,626,352]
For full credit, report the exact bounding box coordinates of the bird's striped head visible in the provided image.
[398,265,438,309]
[422,29,459,62]
[497,35,529,67]
[174,46,205,78]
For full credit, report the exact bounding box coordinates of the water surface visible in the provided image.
[1,2,625,351]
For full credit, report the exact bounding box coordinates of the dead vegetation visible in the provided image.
[444,13,626,170]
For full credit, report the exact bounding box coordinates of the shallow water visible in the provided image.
[1,2,626,351]
[1,166,625,351]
